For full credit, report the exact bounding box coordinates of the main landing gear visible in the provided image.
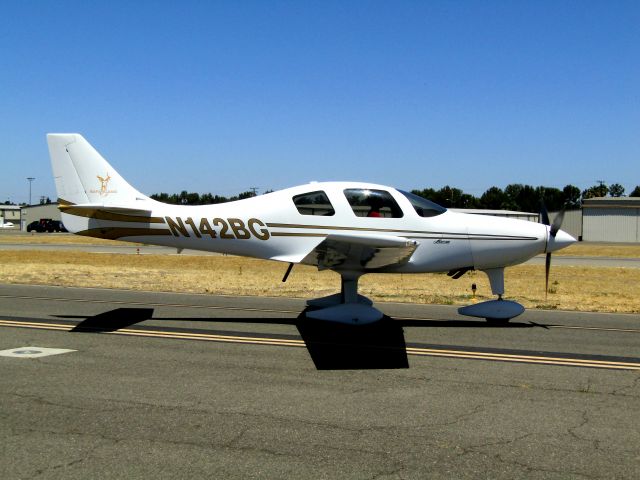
[305,272,383,325]
[303,268,525,325]
[457,267,525,323]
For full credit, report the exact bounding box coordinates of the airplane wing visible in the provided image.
[300,233,418,271]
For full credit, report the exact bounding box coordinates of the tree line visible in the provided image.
[412,182,637,211]
[150,182,640,211]
[150,190,263,205]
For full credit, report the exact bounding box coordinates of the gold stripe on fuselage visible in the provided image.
[266,223,537,241]
[270,232,328,237]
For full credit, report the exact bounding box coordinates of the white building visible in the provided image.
[582,197,640,243]
[0,205,21,221]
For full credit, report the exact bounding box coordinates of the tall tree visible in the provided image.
[582,183,609,200]
[562,185,581,209]
[479,187,507,209]
[502,184,523,211]
[433,186,465,207]
[504,184,540,212]
[151,192,170,203]
[536,186,564,212]
[411,188,437,202]
[609,183,625,197]
[237,191,257,200]
[458,193,479,208]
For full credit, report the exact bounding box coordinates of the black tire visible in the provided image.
[486,317,511,325]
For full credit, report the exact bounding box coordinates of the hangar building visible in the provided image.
[20,203,61,231]
[582,197,640,243]
[458,200,640,244]
[548,210,582,241]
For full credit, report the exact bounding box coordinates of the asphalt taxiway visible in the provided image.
[1,283,639,478]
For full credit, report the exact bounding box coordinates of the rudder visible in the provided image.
[47,134,149,205]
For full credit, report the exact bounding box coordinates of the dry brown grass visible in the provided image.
[1,250,638,313]
[555,242,640,258]
[0,233,137,246]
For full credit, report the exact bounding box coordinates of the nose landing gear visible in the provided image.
[457,267,525,323]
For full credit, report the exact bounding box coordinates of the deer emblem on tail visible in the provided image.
[97,173,112,196]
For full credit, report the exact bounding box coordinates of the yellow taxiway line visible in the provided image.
[1,319,639,371]
[3,294,640,334]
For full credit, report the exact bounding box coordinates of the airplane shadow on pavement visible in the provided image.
[61,306,540,370]
[296,311,409,370]
[69,308,155,332]
[63,307,408,369]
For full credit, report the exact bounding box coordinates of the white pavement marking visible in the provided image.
[0,346,76,358]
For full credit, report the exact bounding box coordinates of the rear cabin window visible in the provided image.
[293,191,335,216]
[399,190,447,217]
[344,189,404,218]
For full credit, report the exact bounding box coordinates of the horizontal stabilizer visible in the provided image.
[59,202,163,223]
[60,203,152,215]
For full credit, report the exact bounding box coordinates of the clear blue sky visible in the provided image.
[1,0,638,203]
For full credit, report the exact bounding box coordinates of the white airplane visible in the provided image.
[47,134,575,324]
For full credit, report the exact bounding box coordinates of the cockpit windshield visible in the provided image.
[398,190,447,217]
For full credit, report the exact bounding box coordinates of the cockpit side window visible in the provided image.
[399,190,447,217]
[343,189,404,218]
[292,191,335,216]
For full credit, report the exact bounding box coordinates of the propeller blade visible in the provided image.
[545,252,551,299]
[540,202,550,226]
[550,208,566,238]
[542,204,569,298]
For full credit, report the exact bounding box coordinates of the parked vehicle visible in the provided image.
[26,219,67,233]
[46,220,66,232]
[26,220,45,232]
[0,218,15,229]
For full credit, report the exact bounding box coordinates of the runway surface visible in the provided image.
[1,283,639,478]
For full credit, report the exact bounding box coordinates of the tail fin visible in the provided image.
[47,134,149,206]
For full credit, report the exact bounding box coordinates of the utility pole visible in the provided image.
[249,187,259,196]
[26,177,35,205]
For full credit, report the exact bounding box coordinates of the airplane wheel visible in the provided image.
[486,317,510,325]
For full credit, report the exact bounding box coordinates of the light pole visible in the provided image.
[26,177,35,205]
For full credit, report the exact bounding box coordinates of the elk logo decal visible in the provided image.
[92,173,116,196]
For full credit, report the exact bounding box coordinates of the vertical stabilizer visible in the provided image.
[47,134,149,205]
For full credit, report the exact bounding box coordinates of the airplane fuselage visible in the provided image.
[60,181,555,274]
